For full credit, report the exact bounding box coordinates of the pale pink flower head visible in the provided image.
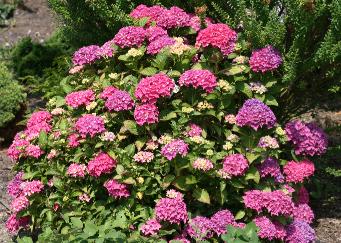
[47,149,57,159]
[7,172,24,197]
[51,108,65,116]
[79,193,91,202]
[156,6,191,29]
[258,136,279,149]
[179,69,217,93]
[87,152,117,177]
[161,139,189,160]
[192,158,213,172]
[69,65,84,74]
[285,120,328,156]
[166,189,183,200]
[185,216,214,240]
[185,124,202,137]
[134,103,159,126]
[140,219,161,236]
[105,90,134,111]
[222,154,249,177]
[293,204,314,224]
[6,214,29,234]
[72,45,101,66]
[20,180,44,197]
[135,73,175,103]
[225,114,236,124]
[67,163,87,178]
[147,36,176,54]
[196,23,237,55]
[113,26,146,48]
[133,151,154,163]
[65,90,95,108]
[155,197,188,224]
[11,196,29,213]
[100,86,119,100]
[283,160,315,183]
[253,216,286,240]
[75,114,106,137]
[104,179,130,199]
[249,45,282,73]
[236,99,277,130]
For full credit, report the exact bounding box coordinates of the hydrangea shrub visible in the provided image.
[6,5,328,243]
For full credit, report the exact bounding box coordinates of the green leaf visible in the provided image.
[124,144,135,156]
[71,217,83,229]
[264,95,278,106]
[161,175,175,189]
[245,167,260,183]
[236,82,252,98]
[38,131,48,148]
[167,70,181,78]
[160,111,177,121]
[222,65,248,75]
[173,175,197,191]
[17,236,33,243]
[83,221,98,237]
[235,210,245,220]
[193,188,211,204]
[122,120,138,135]
[140,67,158,76]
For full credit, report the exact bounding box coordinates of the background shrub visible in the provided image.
[48,0,341,118]
[0,60,26,128]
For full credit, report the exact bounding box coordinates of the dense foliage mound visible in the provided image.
[6,5,328,242]
[0,62,26,129]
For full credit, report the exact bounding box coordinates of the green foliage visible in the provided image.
[221,222,260,243]
[0,60,26,128]
[0,0,21,26]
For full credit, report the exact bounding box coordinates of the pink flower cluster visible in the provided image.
[146,26,168,42]
[179,69,217,93]
[293,204,314,223]
[283,160,315,183]
[195,23,237,55]
[133,151,154,163]
[113,26,146,48]
[285,120,328,156]
[68,134,80,148]
[258,136,279,149]
[285,220,316,243]
[6,214,29,234]
[192,158,214,171]
[87,152,117,177]
[130,4,164,23]
[140,219,161,236]
[20,180,44,196]
[7,172,24,197]
[104,179,130,199]
[100,86,118,99]
[253,216,286,240]
[65,90,95,108]
[67,163,87,178]
[185,216,214,240]
[134,103,159,126]
[75,114,105,137]
[210,209,242,235]
[236,99,277,130]
[249,45,282,73]
[258,157,283,181]
[161,139,189,160]
[135,73,175,103]
[11,195,29,213]
[105,90,134,111]
[222,154,249,177]
[155,196,188,224]
[98,39,116,57]
[243,190,294,216]
[25,111,52,139]
[297,187,310,204]
[185,124,203,137]
[147,36,175,54]
[72,45,101,66]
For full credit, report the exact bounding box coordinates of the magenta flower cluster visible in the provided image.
[222,154,249,177]
[7,172,24,197]
[258,157,283,181]
[105,90,134,112]
[134,103,159,126]
[185,124,203,137]
[87,152,117,177]
[104,179,130,199]
[140,219,161,236]
[285,220,316,243]
[179,69,217,93]
[243,189,294,216]
[67,163,87,178]
[65,89,95,108]
[72,45,101,66]
[113,26,146,48]
[236,98,277,130]
[196,23,237,55]
[75,114,105,137]
[135,73,175,103]
[155,196,188,224]
[285,120,328,156]
[283,160,315,183]
[147,36,175,54]
[253,216,286,240]
[20,180,44,196]
[249,45,282,73]
[161,139,189,160]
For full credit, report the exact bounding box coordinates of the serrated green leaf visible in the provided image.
[140,67,158,76]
